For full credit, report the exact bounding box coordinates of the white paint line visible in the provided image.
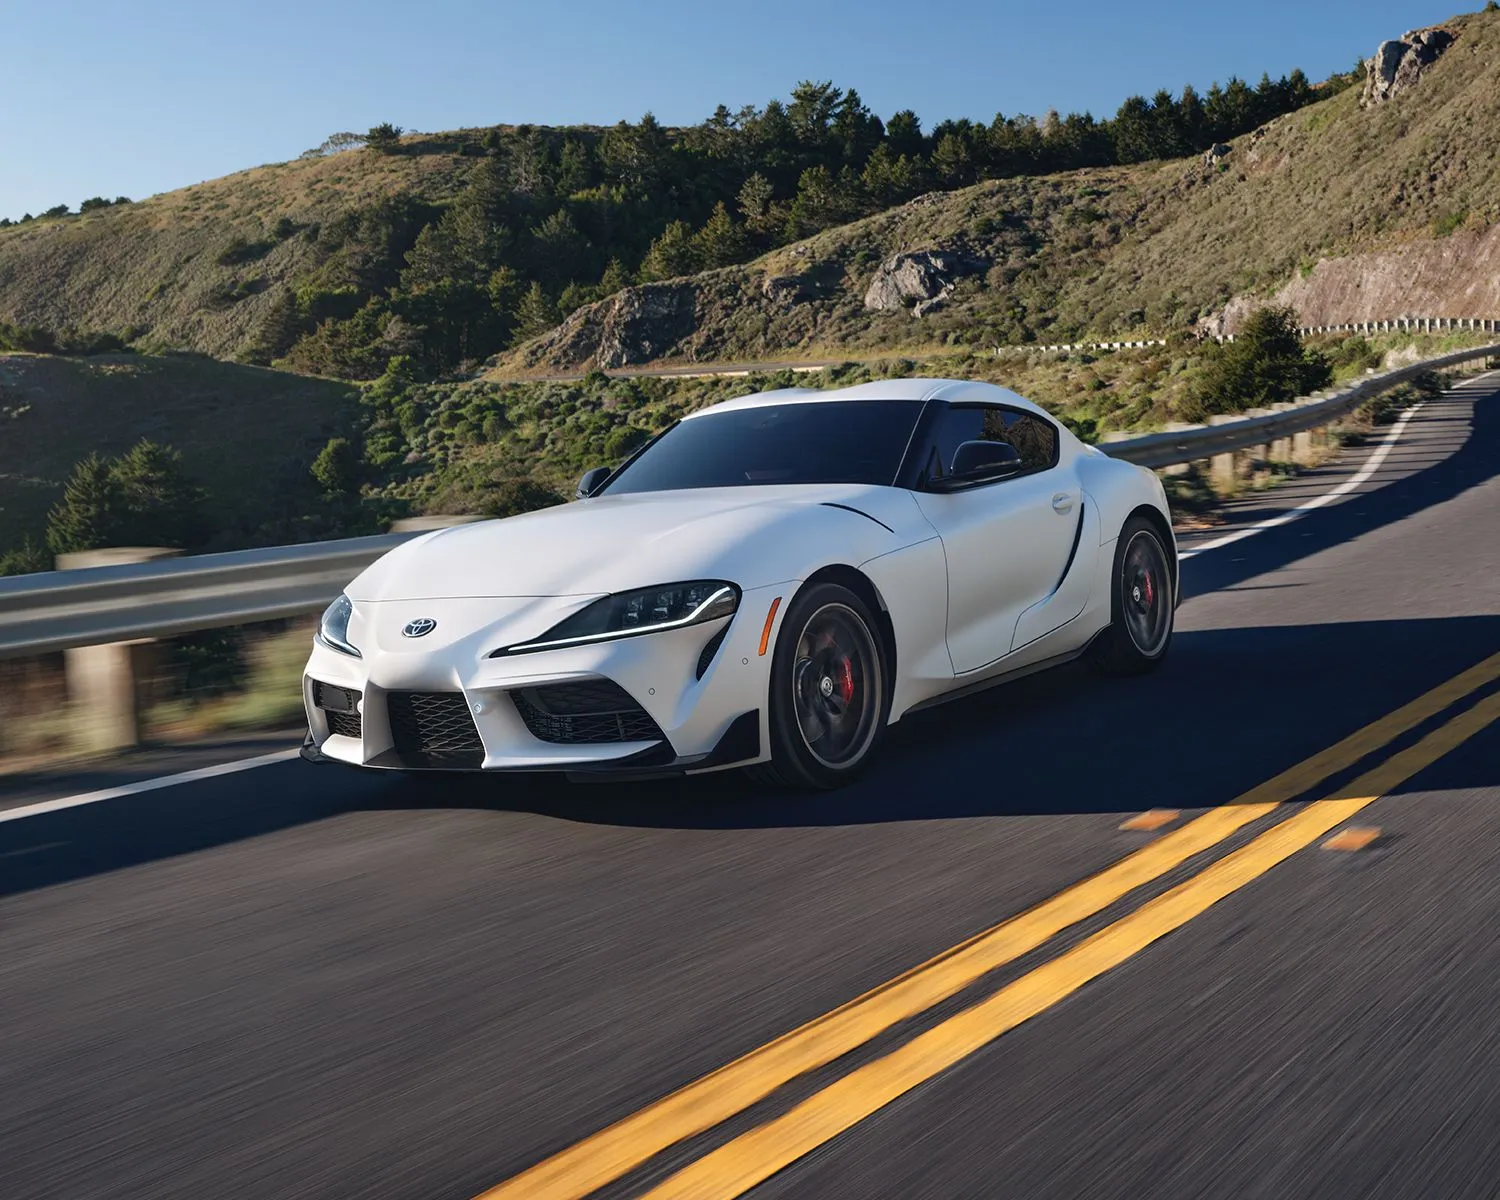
[1177,403,1425,561]
[0,748,300,825]
[1180,369,1498,562]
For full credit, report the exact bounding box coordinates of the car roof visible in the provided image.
[684,378,1052,420]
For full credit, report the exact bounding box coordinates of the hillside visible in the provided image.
[496,10,1500,375]
[1,53,1352,379]
[0,353,359,555]
[0,141,480,362]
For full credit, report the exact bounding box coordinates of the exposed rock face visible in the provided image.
[863,248,986,316]
[1203,143,1231,167]
[1198,224,1500,336]
[1361,28,1455,106]
[762,274,813,304]
[512,282,697,371]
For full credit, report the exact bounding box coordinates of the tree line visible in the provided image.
[230,67,1350,381]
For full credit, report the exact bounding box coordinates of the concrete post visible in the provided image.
[57,547,180,753]
[389,515,486,532]
[1293,430,1315,465]
[1210,452,1237,489]
[1270,436,1293,462]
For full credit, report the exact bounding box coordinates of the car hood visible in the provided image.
[348,484,923,602]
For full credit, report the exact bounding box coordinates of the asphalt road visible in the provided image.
[4,377,1500,1199]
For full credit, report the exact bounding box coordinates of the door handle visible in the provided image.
[1051,492,1074,514]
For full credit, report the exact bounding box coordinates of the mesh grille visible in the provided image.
[512,679,665,745]
[312,681,362,740]
[386,691,484,768]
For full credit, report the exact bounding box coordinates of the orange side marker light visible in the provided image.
[758,597,782,656]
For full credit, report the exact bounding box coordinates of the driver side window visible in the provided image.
[918,404,1059,484]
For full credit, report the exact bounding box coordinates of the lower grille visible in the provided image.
[312,681,362,740]
[512,679,666,745]
[387,691,484,768]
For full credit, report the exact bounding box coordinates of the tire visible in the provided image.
[746,582,890,790]
[1088,516,1175,677]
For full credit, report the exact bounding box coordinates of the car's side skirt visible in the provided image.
[901,630,1106,717]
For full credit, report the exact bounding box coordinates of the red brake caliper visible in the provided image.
[838,656,855,704]
[1143,571,1154,607]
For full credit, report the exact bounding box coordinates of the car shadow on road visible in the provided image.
[1178,385,1498,599]
[3,616,1496,899]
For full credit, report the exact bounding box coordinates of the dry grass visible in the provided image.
[494,8,1500,374]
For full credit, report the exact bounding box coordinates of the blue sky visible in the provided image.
[0,0,1467,220]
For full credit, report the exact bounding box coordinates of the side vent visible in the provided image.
[696,626,729,679]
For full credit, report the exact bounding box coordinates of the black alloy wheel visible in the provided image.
[750,582,889,790]
[1089,516,1175,676]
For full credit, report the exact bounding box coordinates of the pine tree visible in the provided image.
[737,173,777,233]
[46,454,125,555]
[365,123,404,154]
[510,282,559,344]
[638,221,701,281]
[110,440,208,547]
[598,258,631,297]
[694,202,748,268]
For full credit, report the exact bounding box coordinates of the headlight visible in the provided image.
[496,581,739,656]
[316,593,361,658]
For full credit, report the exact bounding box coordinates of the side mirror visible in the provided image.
[576,466,611,499]
[925,441,1023,492]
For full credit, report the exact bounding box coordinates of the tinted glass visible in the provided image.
[915,404,1059,483]
[599,401,925,494]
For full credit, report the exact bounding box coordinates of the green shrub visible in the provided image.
[216,235,275,266]
[604,426,648,461]
[46,441,210,555]
[1185,306,1332,419]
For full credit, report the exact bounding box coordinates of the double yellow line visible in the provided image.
[479,651,1500,1200]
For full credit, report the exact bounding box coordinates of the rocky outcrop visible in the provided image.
[1203,143,1231,168]
[761,268,838,306]
[1197,224,1500,336]
[1361,28,1455,106]
[863,248,986,316]
[511,282,697,371]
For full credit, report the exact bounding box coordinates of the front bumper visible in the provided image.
[300,584,787,776]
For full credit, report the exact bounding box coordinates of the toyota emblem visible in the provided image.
[402,617,437,638]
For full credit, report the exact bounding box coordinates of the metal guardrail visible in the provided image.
[0,344,1495,659]
[1099,343,1500,469]
[0,532,417,659]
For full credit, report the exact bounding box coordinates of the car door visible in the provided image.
[910,403,1081,673]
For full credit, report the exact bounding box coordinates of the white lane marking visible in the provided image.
[1180,370,1499,561]
[1178,403,1425,561]
[0,748,300,824]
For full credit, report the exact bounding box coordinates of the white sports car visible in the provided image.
[301,378,1176,789]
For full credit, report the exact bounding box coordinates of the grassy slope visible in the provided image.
[3,13,1495,376]
[497,9,1500,374]
[0,140,477,361]
[0,353,358,551]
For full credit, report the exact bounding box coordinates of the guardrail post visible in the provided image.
[389,515,487,532]
[56,547,179,752]
[1293,430,1316,465]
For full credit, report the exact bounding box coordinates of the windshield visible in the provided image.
[599,400,925,495]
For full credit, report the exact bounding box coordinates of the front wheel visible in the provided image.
[1088,516,1174,676]
[748,582,889,790]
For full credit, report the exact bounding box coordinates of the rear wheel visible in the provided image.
[1089,516,1174,676]
[748,582,889,790]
